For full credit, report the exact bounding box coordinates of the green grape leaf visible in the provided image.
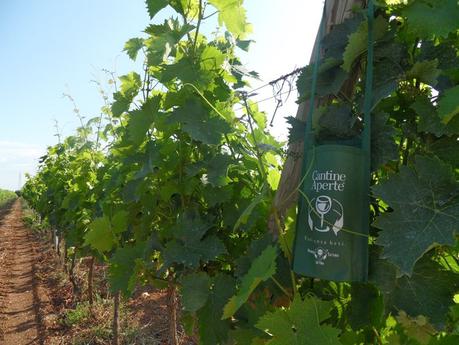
[368,246,398,297]
[412,96,447,137]
[233,190,266,232]
[231,290,275,341]
[401,0,459,38]
[256,295,341,345]
[433,335,459,345]
[383,333,416,345]
[111,94,131,118]
[200,46,225,71]
[145,19,195,64]
[181,272,211,312]
[111,210,128,234]
[371,41,406,108]
[202,185,232,206]
[205,154,232,187]
[149,19,195,42]
[61,191,80,210]
[297,58,348,101]
[127,96,161,145]
[371,249,458,329]
[234,235,273,278]
[348,283,384,330]
[391,255,459,328]
[267,169,280,190]
[286,116,306,144]
[322,15,363,60]
[420,41,459,70]
[134,141,162,179]
[111,72,142,117]
[84,216,115,253]
[127,109,152,145]
[170,213,212,241]
[109,242,146,295]
[228,328,268,345]
[159,57,202,84]
[168,100,231,145]
[186,153,233,188]
[163,235,226,268]
[406,59,440,86]
[249,102,267,130]
[122,178,143,203]
[197,274,236,345]
[236,39,253,52]
[396,311,436,345]
[446,116,459,135]
[119,72,142,98]
[123,38,144,60]
[373,156,459,275]
[222,245,277,319]
[318,104,358,138]
[342,16,388,72]
[371,112,398,171]
[339,331,366,345]
[208,0,252,38]
[168,0,200,19]
[371,64,399,109]
[278,207,296,261]
[427,137,459,167]
[438,85,459,124]
[145,0,168,19]
[111,93,131,117]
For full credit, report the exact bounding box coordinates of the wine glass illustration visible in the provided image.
[315,195,332,228]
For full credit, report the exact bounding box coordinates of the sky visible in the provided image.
[0,0,323,191]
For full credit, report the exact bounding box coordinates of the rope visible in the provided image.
[242,67,302,97]
[234,87,298,112]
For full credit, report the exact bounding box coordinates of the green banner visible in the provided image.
[292,0,374,282]
[292,145,369,282]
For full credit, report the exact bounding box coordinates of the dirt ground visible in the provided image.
[0,200,45,344]
[0,200,193,345]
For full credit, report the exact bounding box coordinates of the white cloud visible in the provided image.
[0,141,45,190]
[0,140,44,159]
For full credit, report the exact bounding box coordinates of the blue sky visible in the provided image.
[0,0,323,190]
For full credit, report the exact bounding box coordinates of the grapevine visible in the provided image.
[21,0,459,344]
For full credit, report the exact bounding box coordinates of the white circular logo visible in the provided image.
[307,195,344,236]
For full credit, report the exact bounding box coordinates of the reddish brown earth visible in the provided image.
[0,201,194,345]
[0,200,44,345]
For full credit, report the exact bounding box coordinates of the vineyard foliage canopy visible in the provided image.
[0,189,16,207]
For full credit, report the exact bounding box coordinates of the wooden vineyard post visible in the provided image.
[167,276,179,345]
[88,256,95,305]
[269,0,365,236]
[113,290,120,345]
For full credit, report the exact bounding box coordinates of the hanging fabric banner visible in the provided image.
[292,145,369,281]
[292,0,374,282]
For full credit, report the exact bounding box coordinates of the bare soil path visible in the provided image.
[0,200,43,345]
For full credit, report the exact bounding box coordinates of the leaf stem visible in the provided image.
[182,82,235,156]
[273,210,297,296]
[271,276,292,301]
[242,94,267,181]
[203,10,218,20]
[193,0,203,54]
